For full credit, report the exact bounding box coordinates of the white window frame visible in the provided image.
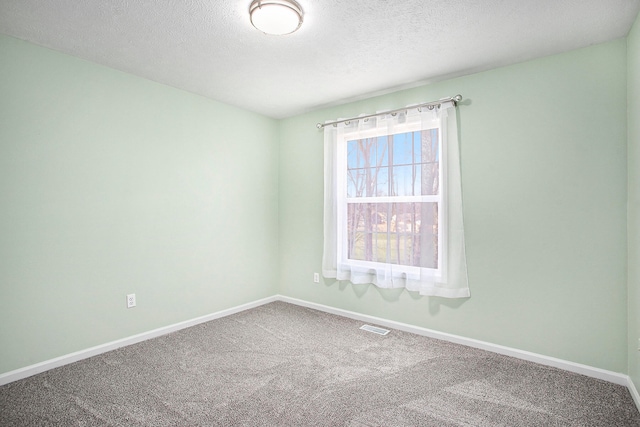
[335,117,447,281]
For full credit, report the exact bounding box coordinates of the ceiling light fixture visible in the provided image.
[249,0,304,35]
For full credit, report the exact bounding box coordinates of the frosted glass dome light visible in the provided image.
[250,0,304,35]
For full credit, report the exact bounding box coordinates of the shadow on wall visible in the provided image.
[330,279,467,315]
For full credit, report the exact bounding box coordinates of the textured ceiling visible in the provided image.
[1,0,639,118]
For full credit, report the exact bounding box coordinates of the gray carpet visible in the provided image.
[1,301,639,426]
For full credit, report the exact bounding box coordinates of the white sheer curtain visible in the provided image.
[322,101,469,298]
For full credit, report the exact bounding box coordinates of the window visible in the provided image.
[322,101,469,298]
[337,121,445,281]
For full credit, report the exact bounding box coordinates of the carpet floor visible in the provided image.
[1,301,639,426]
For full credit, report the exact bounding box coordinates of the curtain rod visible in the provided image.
[316,94,462,129]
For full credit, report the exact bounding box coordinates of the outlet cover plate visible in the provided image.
[127,293,136,308]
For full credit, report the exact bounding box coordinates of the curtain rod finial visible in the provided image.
[453,94,462,103]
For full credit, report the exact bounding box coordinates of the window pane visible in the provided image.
[421,162,439,196]
[422,129,439,162]
[347,130,439,198]
[420,129,439,195]
[347,202,438,268]
[376,136,389,167]
[375,167,389,197]
[347,137,391,198]
[346,168,361,198]
[392,132,415,166]
[345,164,389,198]
[382,129,440,196]
[350,231,366,261]
[392,165,420,196]
[414,202,438,269]
[347,139,374,169]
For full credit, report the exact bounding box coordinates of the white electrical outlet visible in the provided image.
[127,293,136,308]
[313,272,320,283]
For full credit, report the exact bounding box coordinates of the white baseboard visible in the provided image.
[278,295,630,387]
[0,296,278,386]
[1,292,637,415]
[629,377,640,412]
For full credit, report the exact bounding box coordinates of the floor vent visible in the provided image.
[360,324,390,335]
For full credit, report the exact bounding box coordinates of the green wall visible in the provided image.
[279,40,629,373]
[0,29,634,378]
[629,12,640,389]
[0,34,280,374]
